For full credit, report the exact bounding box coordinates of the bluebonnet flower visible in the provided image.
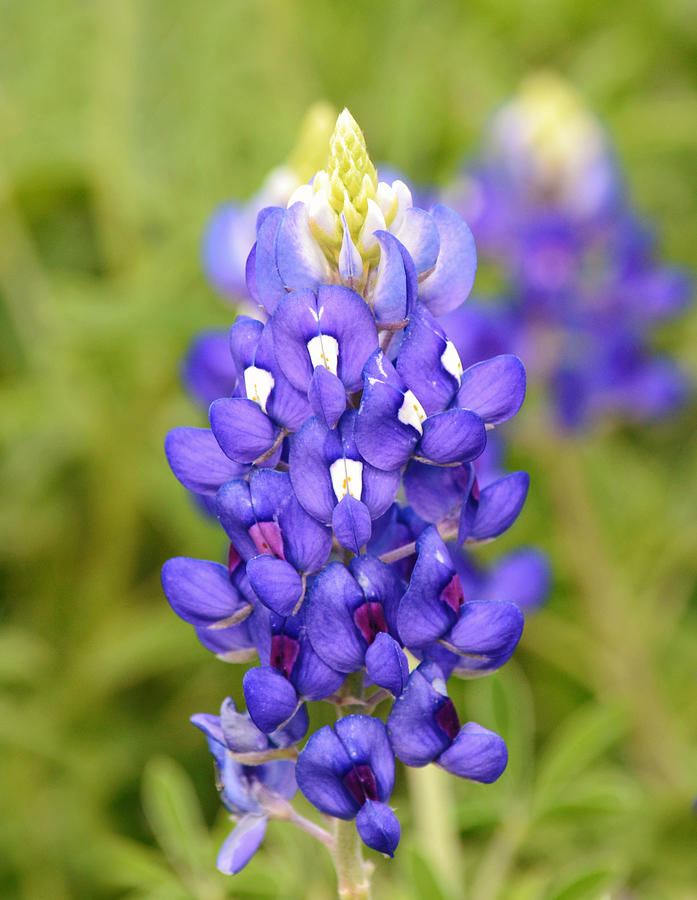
[442,73,691,429]
[163,108,542,876]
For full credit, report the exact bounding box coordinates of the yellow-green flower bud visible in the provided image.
[326,109,378,240]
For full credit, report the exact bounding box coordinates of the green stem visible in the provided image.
[331,817,372,900]
[406,765,462,897]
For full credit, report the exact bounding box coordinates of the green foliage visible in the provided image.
[1,0,696,897]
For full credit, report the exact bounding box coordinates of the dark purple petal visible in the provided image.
[419,408,487,465]
[182,330,239,408]
[289,417,340,523]
[456,355,526,425]
[334,716,395,802]
[210,398,279,465]
[365,633,409,696]
[316,285,380,391]
[371,231,410,325]
[445,600,524,674]
[215,480,258,560]
[243,666,300,733]
[165,427,248,496]
[246,556,304,616]
[480,548,551,612]
[396,304,461,415]
[387,662,453,766]
[161,557,251,627]
[292,632,345,701]
[356,801,401,857]
[276,489,332,574]
[332,495,372,553]
[276,202,331,291]
[252,206,286,314]
[270,288,323,390]
[306,562,366,673]
[216,815,268,875]
[403,460,474,523]
[437,722,508,783]
[308,366,347,429]
[397,527,459,648]
[465,472,529,542]
[419,205,477,316]
[348,555,403,632]
[296,725,358,818]
[394,207,440,274]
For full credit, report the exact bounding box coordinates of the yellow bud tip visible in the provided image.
[288,101,338,184]
[327,108,378,231]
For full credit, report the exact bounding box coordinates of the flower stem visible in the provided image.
[331,817,372,900]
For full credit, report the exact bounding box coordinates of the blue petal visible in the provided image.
[296,725,358,818]
[419,408,487,465]
[202,204,251,300]
[276,485,333,574]
[306,562,367,673]
[394,207,440,274]
[480,548,551,612]
[161,557,251,627]
[243,666,300,733]
[194,620,255,662]
[332,495,372,553]
[396,304,460,415]
[165,427,248,496]
[182,330,239,409]
[419,205,477,316]
[334,716,395,802]
[246,556,304,616]
[276,202,331,290]
[210,398,280,465]
[387,662,453,766]
[371,231,410,325]
[252,206,286,314]
[445,600,524,674]
[456,355,526,425]
[356,800,401,857]
[219,697,271,753]
[465,472,530,542]
[437,722,508,783]
[289,417,341,523]
[229,316,264,372]
[291,629,345,701]
[308,366,347,429]
[365,633,409,696]
[403,460,474,523]
[216,815,268,875]
[215,479,258,560]
[397,527,458,648]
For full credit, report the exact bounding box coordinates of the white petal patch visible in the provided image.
[243,366,275,413]
[329,458,363,502]
[397,389,427,434]
[307,334,339,375]
[440,340,464,382]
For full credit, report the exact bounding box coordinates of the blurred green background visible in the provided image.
[1,0,697,897]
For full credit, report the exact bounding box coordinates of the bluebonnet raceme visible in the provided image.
[442,73,692,428]
[163,109,543,873]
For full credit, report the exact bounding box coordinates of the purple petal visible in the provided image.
[194,620,255,662]
[218,697,271,753]
[387,662,454,766]
[403,460,474,523]
[397,527,458,649]
[252,206,286,314]
[308,366,347,429]
[332,495,372,553]
[445,600,524,674]
[365,633,409,696]
[356,800,401,857]
[456,355,526,425]
[480,548,551,612]
[419,204,477,316]
[437,722,508,783]
[246,556,304,616]
[465,472,530,542]
[371,231,410,325]
[396,304,461,415]
[296,725,358,818]
[202,205,252,300]
[243,666,300,733]
[393,207,440,274]
[210,398,279,465]
[215,480,258,560]
[182,330,239,409]
[276,488,332,574]
[165,427,248,496]
[291,632,345,701]
[161,557,251,627]
[216,815,268,875]
[334,716,395,802]
[276,202,331,290]
[289,417,341,523]
[229,316,264,372]
[306,562,366,673]
[419,408,487,465]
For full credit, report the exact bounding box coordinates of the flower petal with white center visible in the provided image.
[243,366,275,413]
[397,390,427,434]
[306,334,339,375]
[440,340,464,382]
[329,457,364,501]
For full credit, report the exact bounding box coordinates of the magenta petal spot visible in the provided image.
[270,634,300,680]
[249,521,286,559]
[228,543,242,575]
[353,602,388,645]
[343,764,379,806]
[440,573,464,615]
[435,698,461,741]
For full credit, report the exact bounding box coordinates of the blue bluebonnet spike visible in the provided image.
[296,715,400,856]
[387,662,508,782]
